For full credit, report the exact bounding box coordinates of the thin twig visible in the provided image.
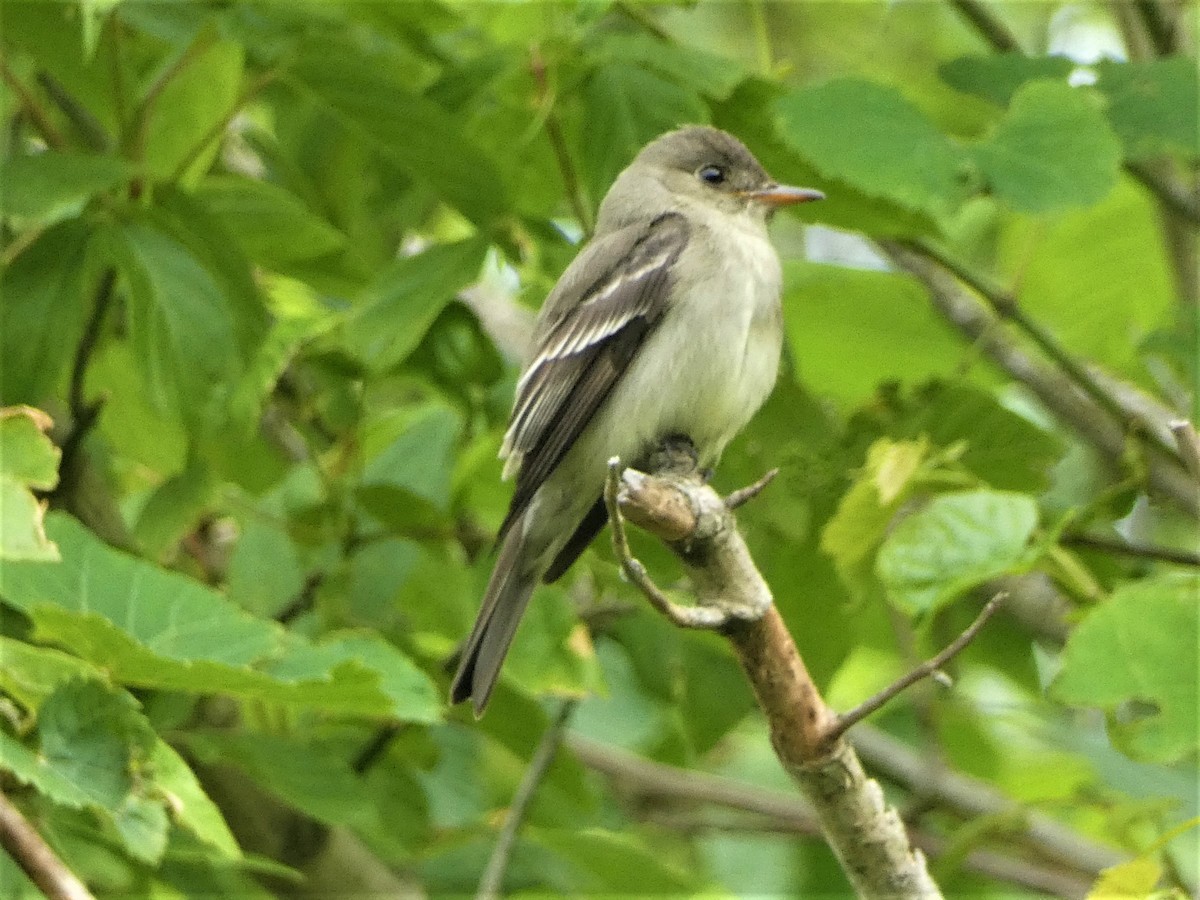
[1169,420,1200,483]
[613,1,673,41]
[1127,160,1200,225]
[826,593,1008,743]
[906,239,1184,462]
[352,723,411,775]
[725,467,779,510]
[1133,0,1180,55]
[0,790,95,900]
[947,0,1022,52]
[476,700,576,900]
[530,47,593,238]
[35,72,110,151]
[1062,533,1200,567]
[56,269,117,484]
[604,459,734,629]
[0,60,67,150]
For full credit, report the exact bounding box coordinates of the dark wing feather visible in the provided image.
[496,213,689,543]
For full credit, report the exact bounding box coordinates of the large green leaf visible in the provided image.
[103,220,239,430]
[0,151,133,227]
[776,78,967,217]
[141,30,244,183]
[972,81,1121,213]
[998,179,1173,370]
[0,407,60,561]
[580,63,709,208]
[288,48,508,227]
[0,220,92,404]
[193,174,347,266]
[1096,57,1199,160]
[0,514,440,720]
[340,238,488,374]
[783,261,968,405]
[876,489,1040,615]
[1053,574,1198,764]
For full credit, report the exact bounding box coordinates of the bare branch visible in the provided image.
[0,790,95,900]
[827,593,1008,743]
[1169,420,1200,483]
[530,47,594,238]
[476,700,576,900]
[0,59,67,149]
[947,0,1023,52]
[1062,532,1200,567]
[725,467,779,510]
[1127,160,1200,225]
[880,241,1200,519]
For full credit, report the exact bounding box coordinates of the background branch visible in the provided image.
[476,700,577,900]
[0,790,95,900]
[880,241,1200,519]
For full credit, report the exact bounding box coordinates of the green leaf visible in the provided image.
[103,219,239,429]
[776,78,967,217]
[142,32,244,183]
[898,382,1064,492]
[1053,574,1198,763]
[876,489,1039,615]
[357,402,464,531]
[1095,57,1199,160]
[0,220,92,404]
[999,180,1173,370]
[0,407,61,561]
[939,53,1074,106]
[0,638,98,711]
[38,680,154,811]
[533,828,709,894]
[593,33,745,101]
[821,438,932,599]
[581,64,709,207]
[972,81,1121,213]
[194,175,348,266]
[341,239,488,374]
[1087,856,1163,900]
[0,151,133,227]
[150,739,241,859]
[783,261,967,405]
[0,514,439,719]
[288,48,507,227]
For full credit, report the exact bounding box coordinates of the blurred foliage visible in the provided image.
[1,1,1196,897]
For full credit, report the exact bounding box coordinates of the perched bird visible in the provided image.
[451,125,823,714]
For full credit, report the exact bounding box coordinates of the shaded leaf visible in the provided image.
[341,239,488,374]
[0,406,60,560]
[0,151,133,227]
[972,81,1121,213]
[939,53,1074,106]
[1054,574,1198,763]
[876,489,1039,615]
[581,64,709,207]
[1096,57,1199,160]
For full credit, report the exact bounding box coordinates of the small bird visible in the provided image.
[451,125,823,714]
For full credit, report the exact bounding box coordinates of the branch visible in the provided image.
[947,0,1023,52]
[569,732,1108,898]
[530,47,593,238]
[1062,533,1200,567]
[725,467,779,510]
[1169,419,1200,482]
[880,241,1200,519]
[1133,0,1182,55]
[614,451,942,898]
[0,59,67,150]
[1127,160,1200,226]
[0,790,95,900]
[476,700,576,900]
[827,593,1008,743]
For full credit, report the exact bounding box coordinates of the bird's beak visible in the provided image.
[744,184,825,206]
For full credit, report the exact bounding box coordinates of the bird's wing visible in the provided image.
[496,212,690,542]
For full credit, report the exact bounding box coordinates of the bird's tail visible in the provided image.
[449,524,540,716]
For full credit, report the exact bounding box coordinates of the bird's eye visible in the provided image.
[698,165,726,185]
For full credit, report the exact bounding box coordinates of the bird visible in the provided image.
[450,125,823,715]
